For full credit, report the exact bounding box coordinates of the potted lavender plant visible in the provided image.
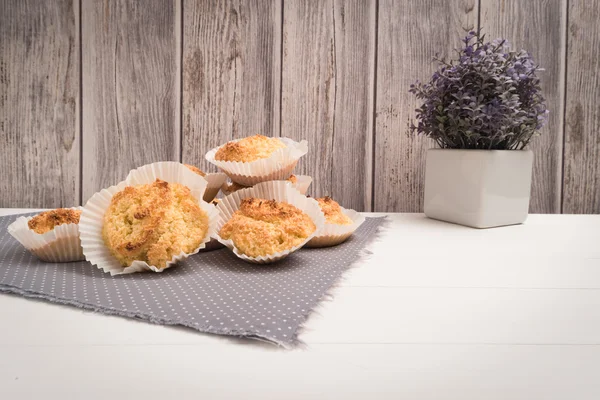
[409,30,548,228]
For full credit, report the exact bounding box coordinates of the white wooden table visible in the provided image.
[1,209,599,400]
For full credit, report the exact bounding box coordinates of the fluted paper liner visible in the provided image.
[215,181,325,264]
[220,175,312,196]
[205,137,309,186]
[8,208,84,262]
[80,162,220,275]
[203,172,227,202]
[306,208,365,248]
[220,181,241,196]
[199,203,226,252]
[200,237,225,252]
[291,175,312,195]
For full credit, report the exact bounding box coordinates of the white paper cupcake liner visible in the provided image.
[220,175,312,196]
[220,181,244,197]
[290,175,312,195]
[205,137,308,186]
[7,208,84,263]
[200,237,225,252]
[203,172,227,202]
[306,208,366,248]
[80,162,220,275]
[215,181,325,264]
[198,203,226,252]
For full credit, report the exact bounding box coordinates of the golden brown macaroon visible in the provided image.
[215,135,286,162]
[184,164,206,177]
[316,197,353,225]
[219,198,316,258]
[102,179,209,269]
[28,208,81,234]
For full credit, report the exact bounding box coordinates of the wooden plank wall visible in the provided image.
[0,0,79,207]
[480,0,566,213]
[182,0,282,171]
[282,0,375,211]
[374,0,477,212]
[81,0,180,201]
[563,0,600,213]
[1,0,599,214]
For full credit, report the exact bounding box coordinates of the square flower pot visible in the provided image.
[424,149,533,229]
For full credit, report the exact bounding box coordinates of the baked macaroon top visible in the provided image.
[102,179,209,269]
[219,197,316,258]
[28,208,81,234]
[184,164,206,176]
[316,197,353,225]
[214,135,286,162]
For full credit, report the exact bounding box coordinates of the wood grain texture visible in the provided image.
[182,0,282,172]
[374,0,477,212]
[0,0,79,207]
[81,0,179,202]
[563,0,600,213]
[281,0,376,211]
[3,0,599,213]
[373,0,478,213]
[480,0,566,214]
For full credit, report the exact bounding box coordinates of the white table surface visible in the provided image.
[1,208,599,399]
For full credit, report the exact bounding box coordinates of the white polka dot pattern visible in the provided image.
[0,213,385,347]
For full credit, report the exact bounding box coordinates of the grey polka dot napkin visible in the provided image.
[0,213,385,347]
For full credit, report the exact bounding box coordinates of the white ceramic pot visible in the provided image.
[424,149,533,229]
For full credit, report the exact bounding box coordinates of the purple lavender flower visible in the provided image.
[409,30,548,150]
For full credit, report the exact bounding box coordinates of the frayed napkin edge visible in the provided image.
[290,216,391,349]
[0,214,390,349]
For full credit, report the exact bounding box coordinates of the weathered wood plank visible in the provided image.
[81,0,179,202]
[182,0,282,172]
[0,0,79,207]
[281,0,376,211]
[563,0,600,213]
[480,0,565,214]
[373,0,477,212]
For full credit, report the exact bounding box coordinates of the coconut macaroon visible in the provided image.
[215,135,286,163]
[316,197,353,225]
[8,207,85,263]
[206,136,308,187]
[306,197,365,248]
[219,197,316,258]
[28,208,82,234]
[102,179,209,269]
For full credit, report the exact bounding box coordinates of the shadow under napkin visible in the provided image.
[0,213,385,347]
